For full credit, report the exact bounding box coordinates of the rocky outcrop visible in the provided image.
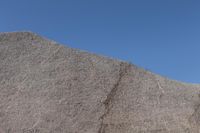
[0,32,200,133]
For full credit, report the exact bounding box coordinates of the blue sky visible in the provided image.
[0,0,200,83]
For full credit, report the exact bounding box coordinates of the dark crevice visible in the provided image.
[98,62,131,133]
[189,93,200,125]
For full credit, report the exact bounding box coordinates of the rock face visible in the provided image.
[0,32,200,133]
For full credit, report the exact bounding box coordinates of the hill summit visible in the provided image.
[0,32,200,133]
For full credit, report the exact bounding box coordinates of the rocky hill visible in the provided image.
[0,32,200,133]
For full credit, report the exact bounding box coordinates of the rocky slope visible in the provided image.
[0,32,200,133]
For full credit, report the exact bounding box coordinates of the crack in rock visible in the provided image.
[189,93,200,126]
[98,62,131,133]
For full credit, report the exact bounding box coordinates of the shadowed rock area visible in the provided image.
[0,32,200,133]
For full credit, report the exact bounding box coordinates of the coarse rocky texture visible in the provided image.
[0,32,200,133]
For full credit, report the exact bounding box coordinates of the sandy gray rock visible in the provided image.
[0,32,200,133]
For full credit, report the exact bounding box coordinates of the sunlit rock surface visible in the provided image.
[0,32,200,133]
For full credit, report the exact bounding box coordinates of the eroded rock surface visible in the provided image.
[0,32,200,133]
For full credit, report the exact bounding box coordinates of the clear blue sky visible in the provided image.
[1,0,200,83]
